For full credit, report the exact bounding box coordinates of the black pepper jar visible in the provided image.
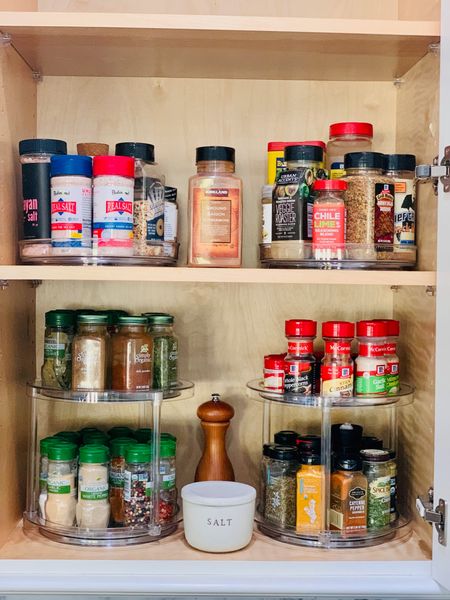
[123,443,152,527]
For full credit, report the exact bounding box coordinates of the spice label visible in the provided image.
[162,472,176,490]
[390,473,397,516]
[321,364,354,397]
[134,178,165,242]
[386,359,400,394]
[324,341,351,355]
[22,162,52,239]
[51,184,92,248]
[356,367,386,395]
[359,343,386,357]
[272,169,317,242]
[47,476,72,495]
[44,338,67,359]
[312,203,345,249]
[265,473,296,528]
[287,340,314,355]
[296,466,324,532]
[368,476,391,528]
[374,183,395,245]
[124,471,150,501]
[192,187,240,259]
[164,199,178,242]
[110,471,125,488]
[93,183,134,248]
[80,483,109,501]
[284,360,314,394]
[394,178,415,246]
[262,202,272,243]
[275,156,287,180]
[264,369,284,392]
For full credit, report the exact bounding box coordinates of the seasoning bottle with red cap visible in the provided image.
[284,320,317,395]
[373,319,400,394]
[264,354,285,392]
[93,155,135,256]
[327,122,373,179]
[312,179,347,261]
[321,321,355,397]
[355,320,388,396]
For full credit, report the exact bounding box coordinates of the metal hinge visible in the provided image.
[416,146,450,195]
[416,487,447,546]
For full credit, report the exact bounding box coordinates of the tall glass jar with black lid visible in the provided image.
[361,448,391,530]
[264,445,298,528]
[41,310,76,389]
[384,154,417,249]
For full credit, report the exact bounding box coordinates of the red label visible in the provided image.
[356,366,385,377]
[106,200,133,214]
[325,341,351,355]
[285,359,311,374]
[312,203,345,246]
[321,364,353,381]
[287,341,314,355]
[51,201,77,214]
[374,183,394,244]
[359,343,386,357]
[386,360,399,375]
[385,343,397,354]
[51,223,81,231]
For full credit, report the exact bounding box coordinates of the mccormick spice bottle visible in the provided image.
[264,354,285,392]
[312,179,347,261]
[284,319,317,395]
[355,320,388,396]
[374,319,400,395]
[188,146,242,267]
[320,321,355,397]
[330,455,368,532]
[111,316,153,391]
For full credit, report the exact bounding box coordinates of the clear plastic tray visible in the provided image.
[19,239,179,266]
[260,242,416,270]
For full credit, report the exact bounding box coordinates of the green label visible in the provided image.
[110,471,125,488]
[161,472,176,490]
[368,476,390,528]
[80,483,108,501]
[386,374,399,394]
[47,477,72,494]
[44,339,67,359]
[356,373,386,395]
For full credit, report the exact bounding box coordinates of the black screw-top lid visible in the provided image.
[299,453,321,466]
[344,151,385,170]
[332,423,363,451]
[115,142,155,163]
[284,144,323,163]
[263,443,275,457]
[361,435,383,450]
[268,445,298,461]
[196,146,235,164]
[297,434,321,454]
[274,430,298,446]
[335,455,363,471]
[19,138,67,156]
[384,153,416,172]
[360,448,391,463]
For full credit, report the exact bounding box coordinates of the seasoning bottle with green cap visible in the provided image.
[361,448,391,529]
[38,436,59,519]
[72,314,109,390]
[76,444,110,529]
[264,445,298,528]
[112,316,153,391]
[188,146,242,267]
[124,443,153,526]
[110,437,138,525]
[108,426,134,440]
[115,142,165,254]
[45,441,78,526]
[330,455,368,532]
[384,154,416,248]
[82,430,110,446]
[41,309,76,389]
[134,428,153,443]
[54,431,82,445]
[147,313,178,389]
[158,438,177,523]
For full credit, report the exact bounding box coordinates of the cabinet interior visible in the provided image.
[0,6,438,561]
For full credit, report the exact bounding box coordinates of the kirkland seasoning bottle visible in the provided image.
[188,146,242,267]
[327,122,373,179]
[384,154,416,249]
[320,321,355,398]
[355,320,388,396]
[284,320,317,395]
[115,142,165,256]
[19,138,67,242]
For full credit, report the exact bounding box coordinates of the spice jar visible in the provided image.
[72,314,109,391]
[261,184,274,244]
[146,314,178,389]
[264,445,298,528]
[112,316,153,391]
[77,142,109,157]
[374,319,400,394]
[284,319,317,395]
[38,436,59,519]
[264,354,285,392]
[41,309,76,389]
[19,138,67,246]
[330,455,367,532]
[361,449,391,530]
[332,423,363,458]
[109,437,138,525]
[158,438,177,523]
[312,179,347,260]
[267,142,287,185]
[103,309,129,336]
[274,430,298,446]
[124,443,152,526]
[296,435,324,533]
[344,152,395,260]
[320,321,355,397]
[384,154,416,249]
[327,122,373,179]
[134,428,152,443]
[115,142,165,255]
[93,155,135,256]
[82,430,110,446]
[76,444,110,529]
[45,442,78,526]
[108,426,134,439]
[50,155,93,252]
[54,431,81,445]
[259,443,275,514]
[355,320,388,396]
[188,146,242,267]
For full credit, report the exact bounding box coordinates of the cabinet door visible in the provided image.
[433,1,450,590]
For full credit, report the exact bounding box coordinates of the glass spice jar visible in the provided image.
[330,455,368,532]
[134,428,153,443]
[284,319,317,395]
[312,179,347,261]
[264,354,285,392]
[41,309,76,389]
[320,321,355,397]
[355,320,388,396]
[109,437,137,526]
[157,438,177,523]
[327,122,373,179]
[384,154,416,250]
[76,444,110,529]
[108,426,134,440]
[361,449,391,530]
[112,316,153,391]
[72,314,109,390]
[264,445,298,528]
[259,443,275,515]
[146,314,178,389]
[38,436,59,519]
[124,443,152,527]
[45,442,78,527]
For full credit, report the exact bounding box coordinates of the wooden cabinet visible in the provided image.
[0,1,447,595]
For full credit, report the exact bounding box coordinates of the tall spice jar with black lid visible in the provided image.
[264,445,298,528]
[284,319,317,395]
[320,321,355,397]
[384,154,416,249]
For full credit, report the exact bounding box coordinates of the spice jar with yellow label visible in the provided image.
[296,435,324,533]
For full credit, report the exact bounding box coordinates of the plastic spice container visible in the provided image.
[261,184,274,244]
[330,455,368,532]
[164,186,178,244]
[312,179,347,260]
[109,437,138,525]
[72,314,109,390]
[134,428,153,443]
[146,314,178,389]
[124,443,153,526]
[108,426,134,439]
[388,450,398,522]
[76,444,110,529]
[355,320,388,396]
[82,431,110,446]
[264,445,298,528]
[296,435,324,533]
[373,319,400,394]
[41,309,76,389]
[50,155,93,252]
[19,138,67,245]
[38,436,59,519]
[320,321,355,397]
[284,319,317,394]
[384,154,417,249]
[259,443,275,514]
[93,155,135,256]
[188,146,242,267]
[344,152,395,260]
[158,438,177,523]
[264,354,285,392]
[327,122,373,179]
[45,442,78,526]
[112,316,153,391]
[115,142,165,256]
[361,449,391,529]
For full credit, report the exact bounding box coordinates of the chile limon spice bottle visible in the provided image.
[188,146,242,267]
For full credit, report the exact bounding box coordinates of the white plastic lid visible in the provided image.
[181,481,256,507]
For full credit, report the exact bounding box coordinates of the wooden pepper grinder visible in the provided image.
[195,393,235,482]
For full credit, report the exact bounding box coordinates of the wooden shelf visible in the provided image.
[0,12,439,80]
[0,265,437,286]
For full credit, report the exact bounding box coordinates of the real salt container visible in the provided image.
[181,481,256,552]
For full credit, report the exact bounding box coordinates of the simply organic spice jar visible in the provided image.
[111,316,153,391]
